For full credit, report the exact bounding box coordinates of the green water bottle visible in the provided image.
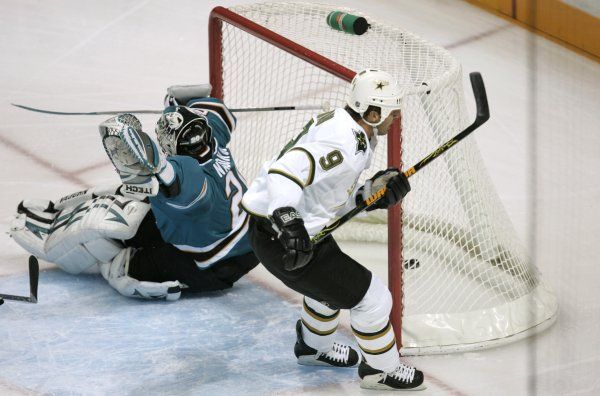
[326,11,370,36]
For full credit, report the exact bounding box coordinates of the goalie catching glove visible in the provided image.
[100,113,177,199]
[357,168,411,211]
[270,207,313,271]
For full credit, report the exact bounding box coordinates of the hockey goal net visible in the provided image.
[209,2,557,355]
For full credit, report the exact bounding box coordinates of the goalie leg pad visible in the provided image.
[44,195,150,274]
[9,199,57,260]
[100,248,182,301]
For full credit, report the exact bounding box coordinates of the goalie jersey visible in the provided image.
[150,98,251,268]
[241,108,376,236]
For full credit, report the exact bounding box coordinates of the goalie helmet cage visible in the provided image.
[208,2,557,355]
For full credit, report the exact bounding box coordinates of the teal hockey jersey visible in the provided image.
[150,98,251,268]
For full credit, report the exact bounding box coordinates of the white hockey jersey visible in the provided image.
[241,108,376,236]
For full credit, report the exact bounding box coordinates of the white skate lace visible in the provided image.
[319,342,350,364]
[387,363,416,383]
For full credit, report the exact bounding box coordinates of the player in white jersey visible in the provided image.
[242,69,425,391]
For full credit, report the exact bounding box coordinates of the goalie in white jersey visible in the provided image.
[242,69,425,391]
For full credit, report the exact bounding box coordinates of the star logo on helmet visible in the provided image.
[375,80,389,90]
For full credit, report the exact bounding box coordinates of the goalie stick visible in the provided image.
[10,103,328,116]
[0,255,39,304]
[311,71,490,244]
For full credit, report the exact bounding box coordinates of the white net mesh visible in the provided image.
[214,2,557,354]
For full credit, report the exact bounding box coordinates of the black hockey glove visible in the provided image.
[358,168,411,211]
[270,207,313,271]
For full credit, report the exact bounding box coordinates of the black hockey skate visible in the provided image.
[358,360,426,391]
[294,320,360,367]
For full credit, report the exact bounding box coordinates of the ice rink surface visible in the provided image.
[1,0,599,395]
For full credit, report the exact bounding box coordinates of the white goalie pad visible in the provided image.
[44,195,151,274]
[99,248,182,301]
[10,199,57,260]
[10,194,151,274]
[54,183,122,210]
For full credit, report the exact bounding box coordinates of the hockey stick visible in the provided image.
[10,103,327,116]
[0,256,39,304]
[311,71,490,244]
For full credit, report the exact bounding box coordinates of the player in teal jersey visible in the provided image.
[10,86,258,301]
[102,88,258,299]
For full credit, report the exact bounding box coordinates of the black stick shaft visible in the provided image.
[404,72,489,177]
[10,103,323,116]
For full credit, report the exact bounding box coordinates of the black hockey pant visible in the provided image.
[248,216,372,309]
[125,211,258,292]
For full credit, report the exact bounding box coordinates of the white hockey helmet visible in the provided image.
[347,69,403,126]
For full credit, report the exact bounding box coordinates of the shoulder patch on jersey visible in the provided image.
[353,129,368,154]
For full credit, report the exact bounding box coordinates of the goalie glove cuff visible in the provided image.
[156,160,175,186]
[121,177,160,200]
[166,84,212,106]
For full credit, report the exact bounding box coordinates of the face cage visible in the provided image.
[177,120,212,157]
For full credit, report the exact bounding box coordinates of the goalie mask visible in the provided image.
[347,69,404,127]
[155,106,212,160]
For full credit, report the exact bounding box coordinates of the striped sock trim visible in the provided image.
[358,339,397,356]
[301,318,338,336]
[351,321,392,340]
[303,299,340,322]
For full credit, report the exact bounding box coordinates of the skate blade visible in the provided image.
[360,375,427,391]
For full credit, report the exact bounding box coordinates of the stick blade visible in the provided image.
[468,72,490,123]
[28,255,39,303]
